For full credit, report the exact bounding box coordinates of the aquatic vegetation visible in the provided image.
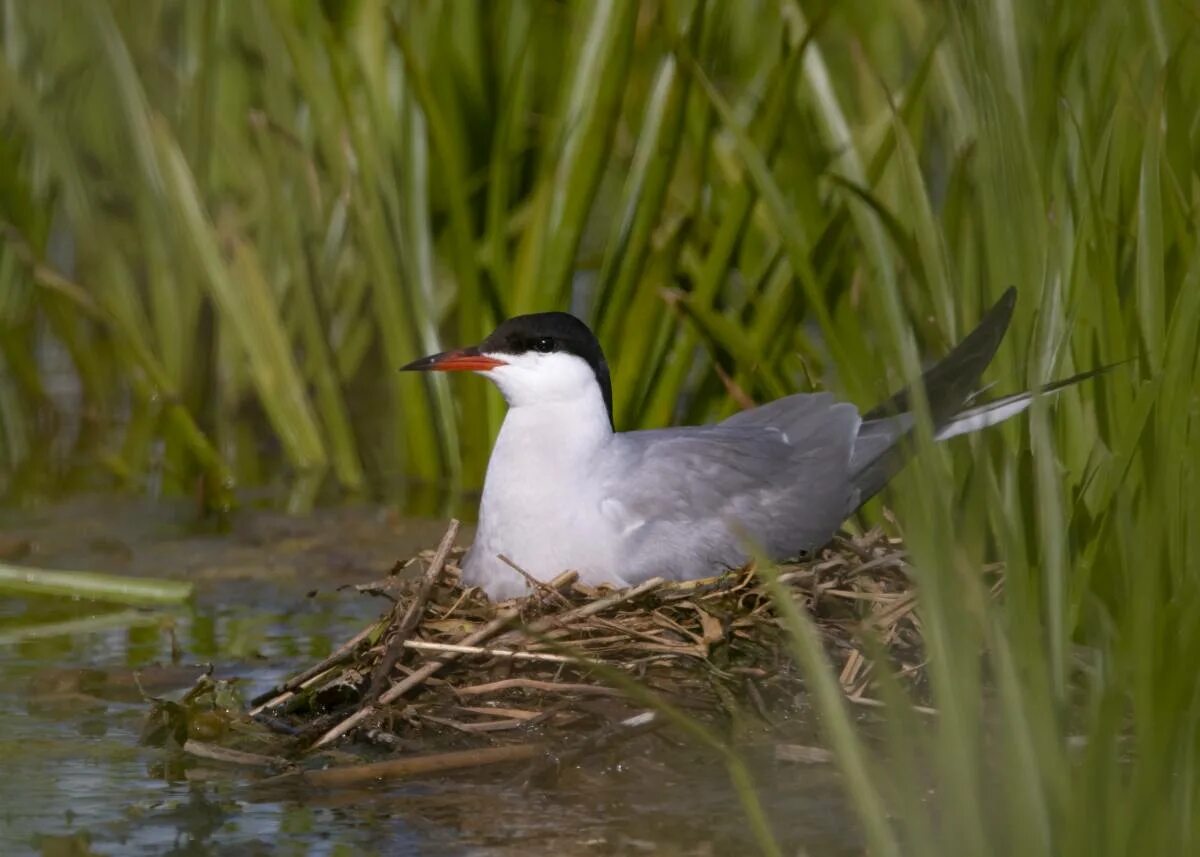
[0,561,193,605]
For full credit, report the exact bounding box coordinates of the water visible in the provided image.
[0,496,860,855]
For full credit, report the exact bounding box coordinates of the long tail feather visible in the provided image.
[934,363,1125,441]
[864,287,1017,424]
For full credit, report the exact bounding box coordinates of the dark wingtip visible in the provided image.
[851,287,1021,506]
[995,285,1018,321]
[865,287,1019,422]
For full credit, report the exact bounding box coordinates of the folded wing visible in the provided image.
[602,398,861,581]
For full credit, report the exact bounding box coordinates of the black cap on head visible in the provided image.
[481,312,613,426]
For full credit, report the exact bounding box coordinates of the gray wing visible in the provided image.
[600,398,860,581]
[596,288,1019,583]
[719,391,842,433]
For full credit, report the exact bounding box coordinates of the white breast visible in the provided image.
[462,356,624,599]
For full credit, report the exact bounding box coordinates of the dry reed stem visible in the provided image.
[454,678,625,698]
[493,576,666,646]
[400,639,580,663]
[247,620,383,715]
[267,744,545,788]
[365,520,460,702]
[310,609,519,749]
[183,740,289,769]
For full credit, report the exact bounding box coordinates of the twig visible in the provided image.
[348,559,417,595]
[546,569,581,592]
[419,713,530,733]
[499,554,573,608]
[454,678,625,698]
[248,620,383,714]
[459,705,544,720]
[182,740,289,770]
[309,608,518,750]
[400,639,580,664]
[433,578,476,618]
[493,576,664,647]
[365,520,459,703]
[267,743,545,788]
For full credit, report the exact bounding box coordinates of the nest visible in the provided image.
[144,520,932,787]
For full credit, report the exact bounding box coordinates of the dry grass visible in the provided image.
[228,520,943,764]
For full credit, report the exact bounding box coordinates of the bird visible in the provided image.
[402,289,1090,601]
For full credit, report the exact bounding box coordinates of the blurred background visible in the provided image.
[3,0,1177,513]
[2,0,1199,854]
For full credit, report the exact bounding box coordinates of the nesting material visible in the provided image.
[238,519,929,759]
[141,520,941,787]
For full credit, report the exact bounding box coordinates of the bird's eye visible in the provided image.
[531,337,556,354]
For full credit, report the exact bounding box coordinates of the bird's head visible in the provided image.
[402,312,613,427]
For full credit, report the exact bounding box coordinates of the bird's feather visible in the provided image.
[441,288,1119,599]
[600,400,861,581]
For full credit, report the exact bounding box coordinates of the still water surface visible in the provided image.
[0,496,860,855]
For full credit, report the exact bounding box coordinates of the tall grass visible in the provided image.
[2,0,1199,853]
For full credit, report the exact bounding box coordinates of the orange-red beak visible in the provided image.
[401,346,506,373]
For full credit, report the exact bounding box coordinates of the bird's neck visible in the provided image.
[504,388,609,451]
[470,381,618,593]
[492,387,614,468]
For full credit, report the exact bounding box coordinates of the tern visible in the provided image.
[404,289,1084,600]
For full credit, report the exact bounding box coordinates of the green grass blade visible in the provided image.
[760,560,902,857]
[517,0,637,312]
[157,129,328,479]
[0,562,193,605]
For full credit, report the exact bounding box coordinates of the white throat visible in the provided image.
[486,351,613,468]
